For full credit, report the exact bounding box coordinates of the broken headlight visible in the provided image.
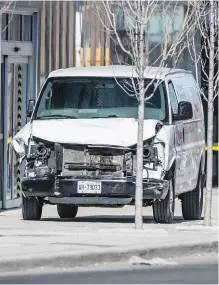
[26,139,53,178]
[143,144,162,171]
[27,141,51,163]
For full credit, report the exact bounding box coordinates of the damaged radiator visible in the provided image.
[62,146,125,177]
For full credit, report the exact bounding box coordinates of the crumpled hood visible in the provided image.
[12,118,162,156]
[31,118,160,147]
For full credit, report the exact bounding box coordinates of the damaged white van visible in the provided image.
[12,65,205,223]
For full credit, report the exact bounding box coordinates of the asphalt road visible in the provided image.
[0,254,217,284]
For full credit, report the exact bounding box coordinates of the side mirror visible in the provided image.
[173,101,193,121]
[27,99,35,118]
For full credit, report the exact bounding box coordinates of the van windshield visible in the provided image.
[35,77,167,121]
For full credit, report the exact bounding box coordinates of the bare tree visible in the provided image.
[0,1,14,12]
[96,0,198,229]
[0,0,15,31]
[188,0,218,226]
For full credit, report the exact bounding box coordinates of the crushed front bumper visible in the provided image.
[22,176,169,205]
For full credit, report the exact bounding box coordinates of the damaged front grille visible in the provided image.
[62,146,124,177]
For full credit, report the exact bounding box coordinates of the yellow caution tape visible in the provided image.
[205,143,219,151]
[7,136,12,144]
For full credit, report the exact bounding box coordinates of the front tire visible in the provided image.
[181,169,203,220]
[22,196,42,221]
[57,204,78,219]
[153,178,175,223]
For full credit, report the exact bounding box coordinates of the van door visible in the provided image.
[167,80,187,195]
[184,76,205,185]
[172,76,203,194]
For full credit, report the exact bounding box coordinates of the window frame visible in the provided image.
[167,80,179,120]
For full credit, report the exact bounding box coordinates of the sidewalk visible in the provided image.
[0,191,218,273]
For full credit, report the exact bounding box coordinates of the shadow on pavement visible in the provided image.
[41,215,200,224]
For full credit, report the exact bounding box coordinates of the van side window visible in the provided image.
[168,81,178,114]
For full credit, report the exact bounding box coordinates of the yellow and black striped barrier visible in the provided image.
[16,64,22,198]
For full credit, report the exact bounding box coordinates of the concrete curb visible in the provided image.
[0,240,217,273]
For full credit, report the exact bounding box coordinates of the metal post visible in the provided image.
[0,13,3,209]
[32,12,39,98]
[3,56,8,209]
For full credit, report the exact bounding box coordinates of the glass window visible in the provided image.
[115,4,184,44]
[22,15,32,41]
[172,78,189,101]
[9,14,22,41]
[2,13,8,40]
[168,81,178,114]
[35,77,167,121]
[2,14,33,42]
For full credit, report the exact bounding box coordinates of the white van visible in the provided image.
[12,65,205,223]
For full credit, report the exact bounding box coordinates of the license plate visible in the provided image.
[77,181,101,194]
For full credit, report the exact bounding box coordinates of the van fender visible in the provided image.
[11,122,31,157]
[166,156,176,173]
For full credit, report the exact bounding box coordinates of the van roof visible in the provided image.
[48,65,191,80]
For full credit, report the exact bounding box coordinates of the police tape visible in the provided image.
[205,144,219,151]
[7,136,12,144]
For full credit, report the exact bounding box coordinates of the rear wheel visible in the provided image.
[181,169,203,220]
[22,196,42,221]
[57,204,78,219]
[153,178,175,223]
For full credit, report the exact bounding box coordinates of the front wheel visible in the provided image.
[22,196,42,221]
[153,178,175,223]
[181,169,203,220]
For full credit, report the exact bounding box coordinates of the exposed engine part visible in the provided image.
[36,142,49,158]
[35,165,51,177]
[26,142,50,163]
[54,143,63,173]
[25,138,164,180]
[124,152,133,176]
[143,200,153,206]
[26,141,58,178]
[143,145,161,170]
[143,143,165,180]
[62,146,124,177]
[143,148,150,158]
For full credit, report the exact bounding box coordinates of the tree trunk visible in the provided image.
[192,37,199,85]
[204,0,215,227]
[135,5,145,230]
[135,80,144,230]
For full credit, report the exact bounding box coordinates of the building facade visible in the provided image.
[0,1,217,209]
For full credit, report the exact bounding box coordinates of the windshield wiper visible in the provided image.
[36,115,78,119]
[90,115,119,119]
